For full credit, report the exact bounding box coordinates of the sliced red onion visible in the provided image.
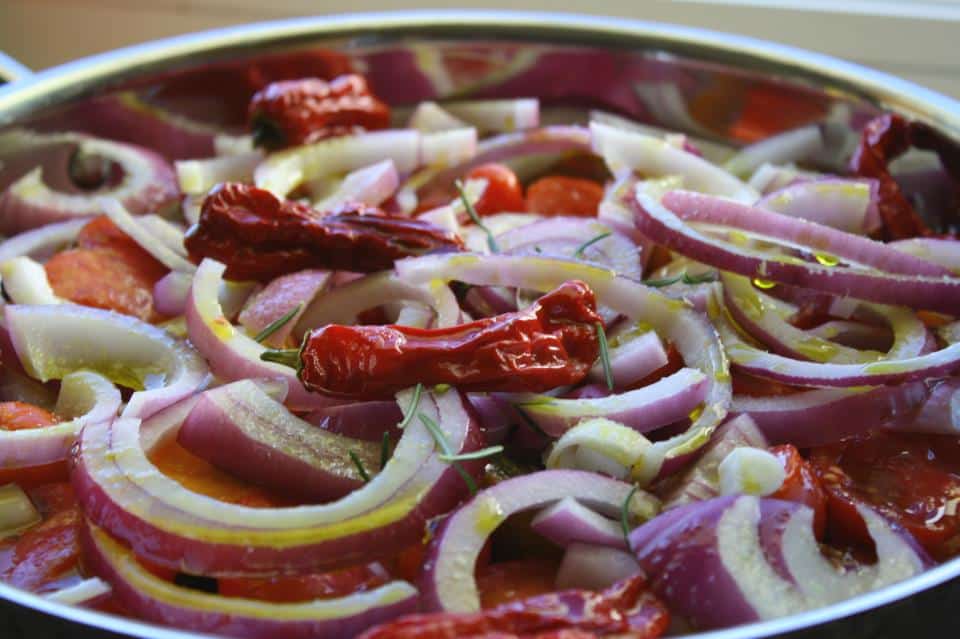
[0,217,90,263]
[589,329,668,389]
[656,414,767,509]
[809,320,893,351]
[395,253,732,480]
[313,159,399,210]
[629,495,929,629]
[100,198,194,272]
[0,370,118,470]
[0,257,61,305]
[394,303,434,328]
[0,483,41,536]
[588,110,734,163]
[631,190,960,313]
[722,273,926,364]
[306,401,403,441]
[179,380,380,502]
[408,102,469,132]
[723,124,824,179]
[891,237,960,274]
[590,122,757,202]
[81,521,418,639]
[136,214,188,258]
[419,129,478,169]
[544,417,652,482]
[182,193,202,226]
[441,99,539,132]
[747,163,812,195]
[43,577,111,606]
[555,543,640,591]
[237,269,331,348]
[530,497,627,550]
[941,321,960,345]
[733,383,929,446]
[894,378,960,435]
[6,303,208,419]
[0,129,179,234]
[154,271,256,320]
[421,469,657,613]
[255,130,422,197]
[73,388,482,575]
[514,368,708,436]
[175,150,263,195]
[758,179,881,235]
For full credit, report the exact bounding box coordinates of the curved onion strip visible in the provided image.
[5,303,209,419]
[81,521,417,639]
[0,370,119,469]
[421,469,658,613]
[0,257,61,305]
[757,179,880,235]
[0,484,40,535]
[135,215,188,258]
[903,378,960,435]
[441,99,539,132]
[732,383,929,446]
[722,125,823,179]
[544,417,653,483]
[590,122,757,202]
[43,577,111,606]
[891,237,960,274]
[73,389,480,574]
[314,159,399,210]
[531,497,628,550]
[0,129,178,234]
[556,544,640,591]
[630,190,960,314]
[408,102,469,132]
[721,273,926,364]
[175,150,263,195]
[237,269,331,348]
[0,217,90,263]
[395,253,731,479]
[101,199,195,272]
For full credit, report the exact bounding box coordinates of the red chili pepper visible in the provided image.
[248,74,391,149]
[184,183,464,281]
[262,280,602,398]
[850,113,960,239]
[356,574,669,639]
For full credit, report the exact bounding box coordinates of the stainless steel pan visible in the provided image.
[0,10,957,639]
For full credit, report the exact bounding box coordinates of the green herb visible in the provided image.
[398,383,423,429]
[643,271,718,288]
[419,413,477,494]
[438,445,504,462]
[595,322,614,391]
[456,179,499,253]
[572,232,612,258]
[254,303,304,343]
[434,383,452,395]
[380,431,391,470]
[621,484,639,545]
[349,451,371,483]
[511,403,548,437]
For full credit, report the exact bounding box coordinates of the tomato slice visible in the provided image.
[768,444,827,539]
[0,402,59,431]
[466,163,526,216]
[810,431,960,560]
[219,563,390,602]
[525,176,604,218]
[476,558,559,609]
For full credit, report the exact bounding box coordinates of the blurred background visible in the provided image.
[1,0,959,98]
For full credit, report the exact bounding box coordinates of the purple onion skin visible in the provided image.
[306,401,404,442]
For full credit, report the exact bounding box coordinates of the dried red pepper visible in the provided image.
[850,113,960,239]
[356,574,669,639]
[184,183,463,281]
[262,280,602,398]
[248,74,391,149]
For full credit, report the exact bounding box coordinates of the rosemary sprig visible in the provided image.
[398,383,423,429]
[254,303,303,343]
[456,179,499,253]
[621,484,639,546]
[595,322,614,391]
[511,403,548,437]
[380,431,391,470]
[349,450,371,483]
[572,232,612,258]
[438,445,504,463]
[419,413,477,494]
[643,271,718,288]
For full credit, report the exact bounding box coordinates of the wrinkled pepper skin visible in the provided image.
[249,75,391,149]
[184,182,464,281]
[293,280,602,398]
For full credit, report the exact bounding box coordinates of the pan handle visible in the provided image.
[0,51,33,86]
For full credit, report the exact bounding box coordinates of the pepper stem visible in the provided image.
[259,348,302,371]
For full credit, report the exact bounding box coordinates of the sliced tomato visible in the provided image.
[391,542,428,583]
[810,431,960,560]
[525,176,604,218]
[768,444,827,539]
[45,216,169,323]
[0,401,59,431]
[219,563,390,602]
[476,558,559,609]
[466,163,526,216]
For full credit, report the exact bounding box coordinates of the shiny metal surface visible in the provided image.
[0,10,958,639]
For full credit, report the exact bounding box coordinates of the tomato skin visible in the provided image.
[810,431,960,560]
[525,176,604,218]
[219,562,389,602]
[768,444,827,539]
[0,402,59,431]
[731,371,801,397]
[466,164,526,216]
[476,559,559,609]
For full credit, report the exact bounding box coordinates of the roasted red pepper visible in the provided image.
[850,113,960,239]
[184,183,464,281]
[248,74,391,149]
[356,574,669,639]
[262,280,602,398]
